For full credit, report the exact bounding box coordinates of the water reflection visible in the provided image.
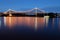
[4,17,6,26]
[0,17,1,26]
[3,17,46,29]
[44,16,49,28]
[0,17,60,31]
[4,17,17,28]
[0,17,60,40]
[58,18,60,30]
[35,17,37,30]
[37,17,45,29]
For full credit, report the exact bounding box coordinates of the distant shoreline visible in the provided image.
[0,13,58,18]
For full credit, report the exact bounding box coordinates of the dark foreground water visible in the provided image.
[0,17,60,40]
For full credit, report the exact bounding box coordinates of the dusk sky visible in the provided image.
[0,0,60,11]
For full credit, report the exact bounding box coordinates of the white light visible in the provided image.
[35,17,37,30]
[4,17,6,26]
[34,7,38,9]
[9,14,12,16]
[44,16,49,27]
[0,21,1,26]
[44,16,49,19]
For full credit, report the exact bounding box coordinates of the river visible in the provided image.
[0,17,60,40]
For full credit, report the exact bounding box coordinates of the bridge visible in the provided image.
[0,8,45,16]
[0,8,58,17]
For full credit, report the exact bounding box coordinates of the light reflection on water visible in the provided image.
[0,17,60,39]
[0,17,60,31]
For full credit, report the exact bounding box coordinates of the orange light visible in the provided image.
[9,14,12,16]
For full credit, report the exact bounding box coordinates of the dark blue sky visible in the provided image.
[0,0,60,11]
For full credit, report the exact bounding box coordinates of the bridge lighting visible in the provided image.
[34,7,38,9]
[44,16,49,19]
[9,13,12,16]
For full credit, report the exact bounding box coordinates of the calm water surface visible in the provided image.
[0,17,60,40]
